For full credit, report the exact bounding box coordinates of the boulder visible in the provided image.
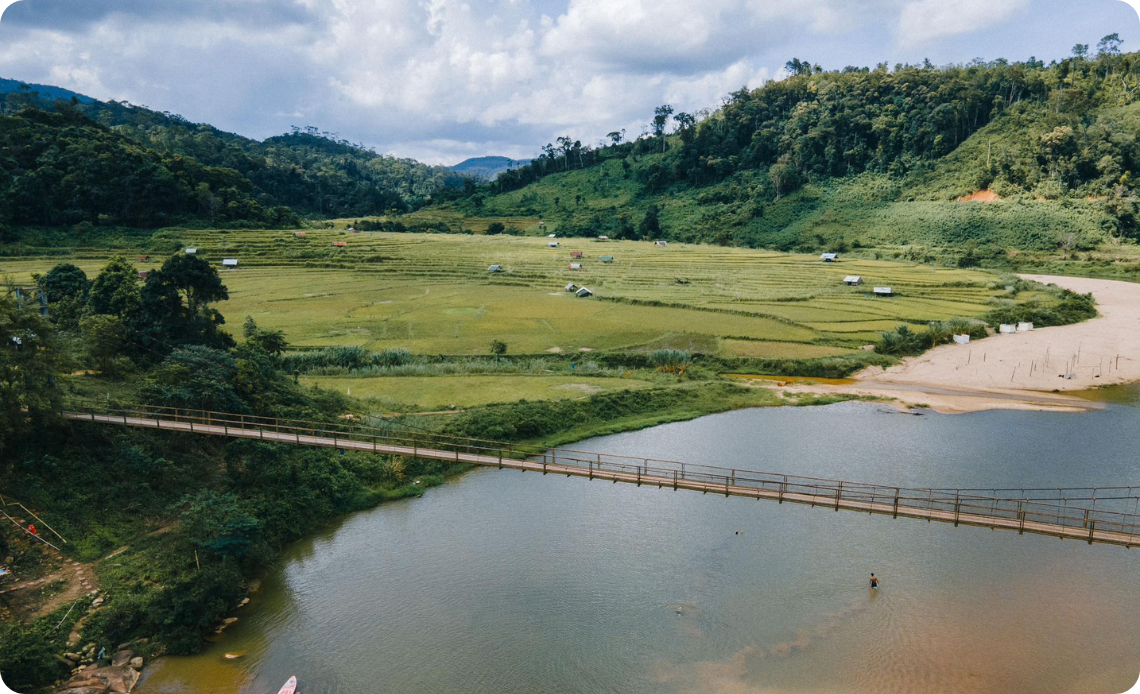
[111,650,135,667]
[65,665,140,694]
[214,617,238,634]
[129,657,143,669]
[55,655,76,669]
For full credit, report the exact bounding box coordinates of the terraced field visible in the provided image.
[1,228,1014,355]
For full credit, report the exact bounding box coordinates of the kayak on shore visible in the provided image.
[278,676,297,694]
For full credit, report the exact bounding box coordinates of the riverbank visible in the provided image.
[774,274,1140,414]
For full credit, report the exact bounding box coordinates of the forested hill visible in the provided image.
[453,41,1140,261]
[0,83,459,230]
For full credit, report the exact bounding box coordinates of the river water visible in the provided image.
[138,398,1140,694]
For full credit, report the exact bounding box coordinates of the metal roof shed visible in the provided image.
[488,264,503,272]
[820,253,838,261]
[575,287,593,298]
[222,259,239,268]
[564,283,578,292]
[184,248,197,255]
[844,275,863,285]
[872,286,892,296]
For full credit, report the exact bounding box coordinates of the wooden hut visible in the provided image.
[844,275,863,286]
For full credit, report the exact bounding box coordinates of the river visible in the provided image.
[137,397,1140,694]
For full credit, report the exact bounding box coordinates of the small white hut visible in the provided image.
[184,248,197,255]
[488,264,503,273]
[221,259,238,268]
[873,286,893,296]
[820,253,838,262]
[844,275,863,286]
[548,241,560,247]
[575,287,593,298]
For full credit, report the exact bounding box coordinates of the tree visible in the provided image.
[652,104,674,152]
[638,205,661,239]
[37,263,89,303]
[1072,44,1089,59]
[1097,33,1122,57]
[80,314,124,372]
[785,58,813,76]
[180,491,261,559]
[87,256,140,320]
[136,254,234,354]
[490,339,507,355]
[0,290,63,463]
[485,222,505,235]
[673,112,696,146]
[607,131,624,146]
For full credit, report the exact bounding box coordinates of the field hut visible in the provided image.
[953,334,971,345]
[820,253,838,262]
[547,233,557,238]
[348,227,357,233]
[548,241,560,247]
[294,231,307,238]
[137,271,149,280]
[600,256,614,263]
[596,235,609,241]
[137,254,149,262]
[1017,322,1034,332]
[564,283,578,292]
[575,287,593,298]
[184,248,197,255]
[570,251,583,259]
[332,241,347,247]
[569,262,583,270]
[872,286,893,297]
[844,275,863,286]
[654,240,668,246]
[222,259,239,269]
[488,264,503,273]
[999,324,1017,334]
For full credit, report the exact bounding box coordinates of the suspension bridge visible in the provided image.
[63,403,1140,549]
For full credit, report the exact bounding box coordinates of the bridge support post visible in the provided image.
[835,482,842,511]
[893,488,900,519]
[673,470,677,491]
[779,475,786,504]
[953,493,960,527]
[637,467,641,487]
[588,460,593,480]
[1018,502,1026,535]
[1088,520,1096,545]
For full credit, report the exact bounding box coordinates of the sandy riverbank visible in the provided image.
[779,274,1140,413]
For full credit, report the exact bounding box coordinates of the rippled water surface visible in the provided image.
[138,400,1140,694]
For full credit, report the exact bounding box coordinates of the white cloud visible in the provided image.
[897,0,1031,47]
[0,0,1125,163]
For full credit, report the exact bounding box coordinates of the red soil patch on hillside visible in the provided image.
[957,189,1000,202]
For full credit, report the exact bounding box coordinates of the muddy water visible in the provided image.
[138,400,1140,694]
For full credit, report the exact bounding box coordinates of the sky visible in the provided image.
[0,0,1137,165]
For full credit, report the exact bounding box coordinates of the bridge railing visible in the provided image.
[63,401,1140,545]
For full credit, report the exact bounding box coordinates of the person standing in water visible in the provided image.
[870,573,878,589]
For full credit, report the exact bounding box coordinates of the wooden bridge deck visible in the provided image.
[64,408,1140,549]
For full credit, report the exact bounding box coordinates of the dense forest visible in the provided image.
[0,85,460,230]
[458,38,1140,257]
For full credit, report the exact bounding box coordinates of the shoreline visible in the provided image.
[831,273,1140,414]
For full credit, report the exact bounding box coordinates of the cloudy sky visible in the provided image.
[0,0,1137,164]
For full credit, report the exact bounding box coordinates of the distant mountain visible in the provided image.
[0,77,95,103]
[0,79,457,228]
[450,156,530,180]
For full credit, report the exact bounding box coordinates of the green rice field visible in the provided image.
[300,374,654,409]
[0,229,1015,356]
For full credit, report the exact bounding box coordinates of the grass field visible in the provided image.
[0,230,1014,354]
[301,374,655,409]
[1,230,1057,411]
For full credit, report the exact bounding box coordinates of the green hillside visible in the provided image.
[421,47,1140,274]
[0,83,462,231]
